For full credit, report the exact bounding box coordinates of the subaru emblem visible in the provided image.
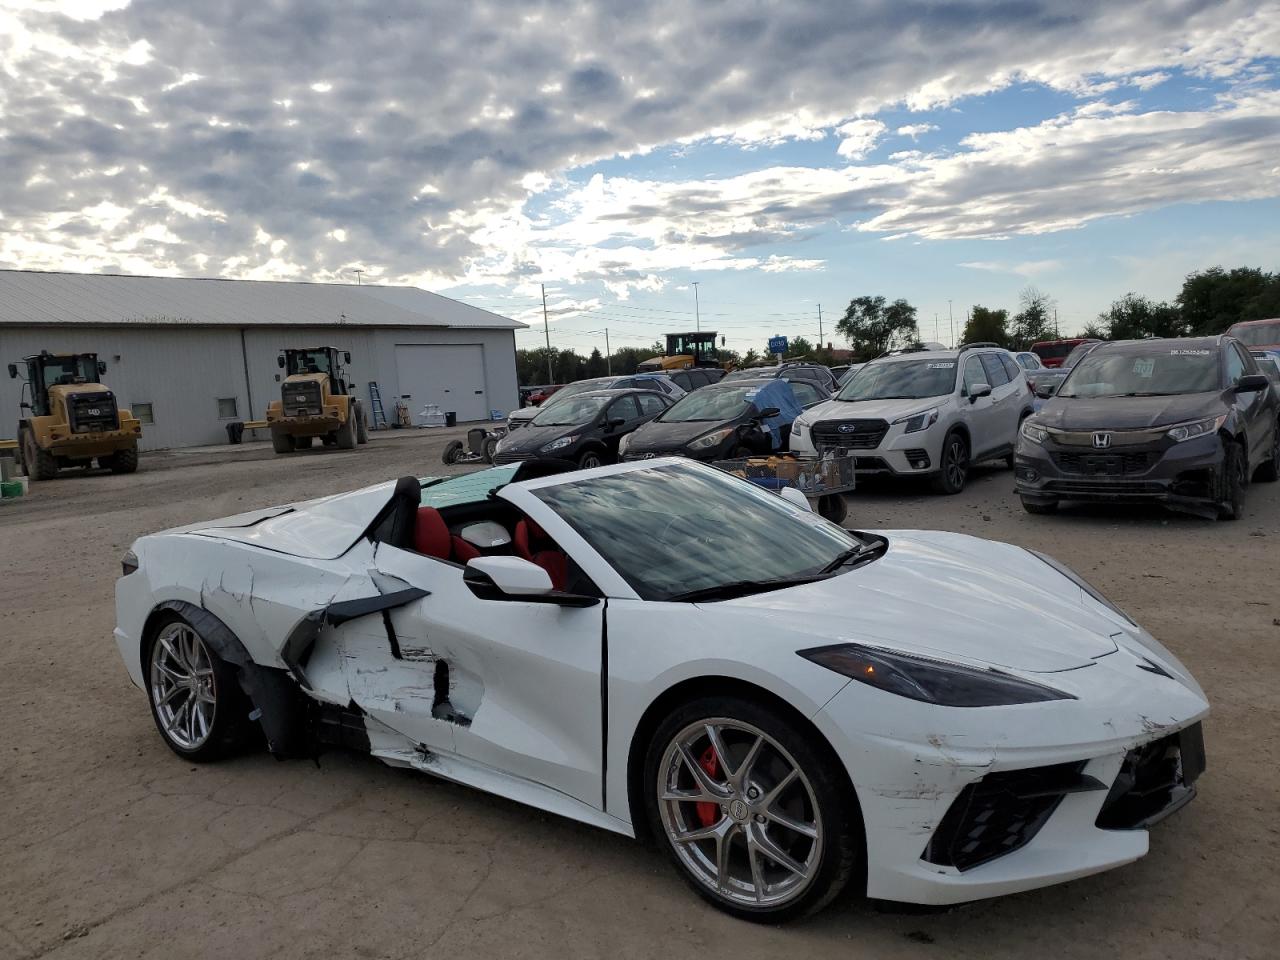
[1092,432,1111,449]
[838,423,856,434]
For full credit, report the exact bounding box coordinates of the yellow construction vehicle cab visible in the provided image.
[637,331,728,372]
[265,346,368,453]
[7,351,141,481]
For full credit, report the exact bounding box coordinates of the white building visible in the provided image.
[0,269,523,450]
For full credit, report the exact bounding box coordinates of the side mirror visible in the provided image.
[462,556,598,607]
[344,352,352,363]
[277,355,286,369]
[968,383,992,403]
[756,406,781,419]
[97,361,107,375]
[778,487,812,512]
[1035,382,1057,399]
[608,417,626,429]
[20,401,31,410]
[1236,373,1269,393]
[6,364,16,379]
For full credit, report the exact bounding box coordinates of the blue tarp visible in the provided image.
[742,379,803,449]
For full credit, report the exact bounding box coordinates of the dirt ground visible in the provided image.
[1,430,1277,959]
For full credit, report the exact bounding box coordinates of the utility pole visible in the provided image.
[605,328,611,374]
[947,300,954,348]
[692,281,701,332]
[541,283,554,384]
[1054,308,1059,338]
[934,313,939,344]
[353,269,363,285]
[818,303,823,349]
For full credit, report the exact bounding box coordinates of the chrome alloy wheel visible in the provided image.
[149,622,217,750]
[657,718,823,908]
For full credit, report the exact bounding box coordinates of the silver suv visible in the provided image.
[789,344,1034,493]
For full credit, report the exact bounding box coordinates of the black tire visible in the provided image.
[483,436,499,463]
[271,431,295,454]
[817,493,848,525]
[334,412,357,450]
[930,430,969,495]
[106,446,138,474]
[355,402,370,444]
[1217,440,1246,521]
[143,612,255,762]
[643,695,862,924]
[442,440,464,465]
[1020,496,1058,515]
[1252,422,1279,482]
[578,448,606,469]
[22,429,59,481]
[1007,413,1032,469]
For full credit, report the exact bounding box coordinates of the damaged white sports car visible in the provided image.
[114,458,1209,922]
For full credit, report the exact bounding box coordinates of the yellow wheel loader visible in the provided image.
[7,352,142,481]
[637,331,730,372]
[265,347,368,453]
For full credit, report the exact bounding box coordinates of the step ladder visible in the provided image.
[367,382,389,430]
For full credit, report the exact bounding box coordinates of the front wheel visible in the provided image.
[483,436,499,463]
[22,429,59,481]
[442,440,464,465]
[931,430,969,495]
[644,696,861,923]
[816,493,848,525]
[105,446,138,474]
[270,431,295,454]
[1218,441,1246,521]
[578,449,605,469]
[355,401,369,444]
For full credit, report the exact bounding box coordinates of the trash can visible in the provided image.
[445,411,457,427]
[226,421,245,444]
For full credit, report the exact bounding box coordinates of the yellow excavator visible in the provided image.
[8,351,141,480]
[265,346,368,453]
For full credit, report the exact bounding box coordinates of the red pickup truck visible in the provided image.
[1030,337,1099,368]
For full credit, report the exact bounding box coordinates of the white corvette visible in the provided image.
[114,458,1208,922]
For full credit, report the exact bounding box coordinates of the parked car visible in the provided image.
[665,367,723,393]
[1015,336,1280,519]
[115,457,1209,921]
[620,378,804,462]
[790,344,1034,493]
[1031,337,1100,368]
[526,384,565,406]
[1226,317,1280,352]
[1028,340,1104,399]
[508,374,682,431]
[493,388,672,467]
[837,362,865,386]
[1250,351,1280,395]
[1013,351,1045,373]
[724,361,838,394]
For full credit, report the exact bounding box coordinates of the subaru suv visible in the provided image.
[789,344,1034,493]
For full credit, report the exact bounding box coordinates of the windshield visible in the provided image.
[1059,348,1221,398]
[532,394,609,426]
[39,356,97,385]
[286,350,332,376]
[836,358,956,400]
[542,379,612,407]
[532,463,867,601]
[1062,342,1099,368]
[1228,321,1280,346]
[659,383,758,422]
[419,465,520,508]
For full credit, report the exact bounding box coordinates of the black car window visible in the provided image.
[1228,343,1254,384]
[612,378,636,389]
[1016,354,1037,369]
[690,370,713,387]
[608,395,641,420]
[962,356,987,394]
[980,353,1011,387]
[1000,354,1023,380]
[671,372,692,391]
[787,381,822,405]
[531,394,611,426]
[636,393,666,416]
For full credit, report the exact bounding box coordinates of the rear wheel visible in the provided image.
[334,412,357,450]
[145,614,253,761]
[1252,422,1279,482]
[645,696,861,923]
[1217,441,1246,521]
[816,494,848,525]
[931,430,968,494]
[270,431,295,454]
[355,401,369,444]
[22,429,59,481]
[105,446,138,474]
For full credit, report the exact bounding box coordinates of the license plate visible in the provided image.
[1084,455,1121,476]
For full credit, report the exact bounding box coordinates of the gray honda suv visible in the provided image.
[1015,336,1280,520]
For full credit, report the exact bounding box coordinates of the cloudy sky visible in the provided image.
[2,0,1278,354]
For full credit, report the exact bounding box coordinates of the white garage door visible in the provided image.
[394,344,489,423]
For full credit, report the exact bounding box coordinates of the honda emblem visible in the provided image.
[1092,432,1111,449]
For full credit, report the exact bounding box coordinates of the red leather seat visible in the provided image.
[514,518,568,591]
[414,506,452,559]
[451,536,481,562]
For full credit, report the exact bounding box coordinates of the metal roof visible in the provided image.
[0,269,523,330]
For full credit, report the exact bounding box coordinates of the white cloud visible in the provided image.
[835,119,886,159]
[896,123,938,139]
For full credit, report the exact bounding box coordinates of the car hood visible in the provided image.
[713,531,1152,674]
[801,396,945,423]
[1036,392,1221,430]
[508,407,539,424]
[628,416,738,451]
[499,423,579,452]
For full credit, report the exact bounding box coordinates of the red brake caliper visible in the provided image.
[695,745,721,826]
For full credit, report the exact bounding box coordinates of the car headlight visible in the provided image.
[1028,549,1134,625]
[1021,419,1048,444]
[1165,414,1226,443]
[617,432,633,455]
[791,419,807,438]
[799,643,1073,707]
[539,435,577,453]
[688,426,735,451]
[893,407,939,434]
[121,549,139,576]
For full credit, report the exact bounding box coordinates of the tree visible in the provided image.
[1177,266,1280,335]
[785,336,814,358]
[585,348,607,378]
[835,296,919,359]
[960,305,1009,347]
[741,347,761,367]
[1096,293,1187,340]
[1081,321,1107,339]
[1010,287,1056,349]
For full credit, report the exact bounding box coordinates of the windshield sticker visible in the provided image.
[744,389,759,400]
[1170,349,1211,356]
[926,362,955,369]
[1132,358,1155,378]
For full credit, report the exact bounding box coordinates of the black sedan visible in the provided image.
[618,378,802,462]
[492,389,672,468]
[1015,336,1280,519]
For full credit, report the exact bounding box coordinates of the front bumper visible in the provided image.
[790,423,940,476]
[268,413,344,437]
[1015,432,1224,511]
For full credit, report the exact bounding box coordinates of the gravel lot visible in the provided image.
[1,430,1277,959]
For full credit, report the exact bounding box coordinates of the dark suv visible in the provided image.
[1015,336,1280,520]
